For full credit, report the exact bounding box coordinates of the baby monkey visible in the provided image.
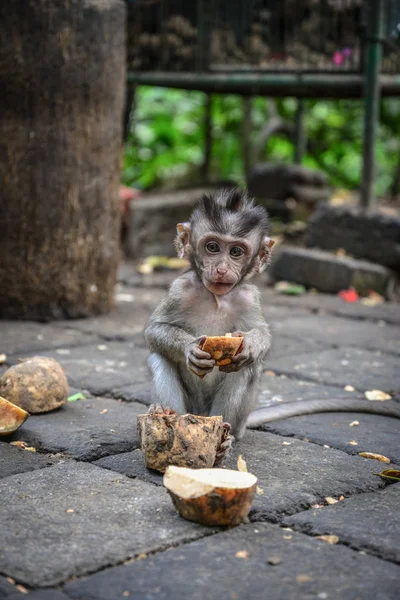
[145,189,400,461]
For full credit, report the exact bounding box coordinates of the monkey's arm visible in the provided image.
[144,280,215,376]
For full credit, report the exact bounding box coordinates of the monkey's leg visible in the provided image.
[148,352,188,414]
[209,371,260,441]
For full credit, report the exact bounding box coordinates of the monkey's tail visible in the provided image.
[246,398,400,429]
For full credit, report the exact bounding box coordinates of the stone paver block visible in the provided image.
[259,412,400,465]
[10,341,150,396]
[258,373,361,406]
[306,202,400,270]
[0,462,210,587]
[225,431,387,521]
[269,334,330,360]
[274,314,400,355]
[94,448,163,486]
[64,522,400,600]
[268,347,400,393]
[260,288,400,326]
[111,381,153,405]
[0,442,60,479]
[271,246,393,296]
[9,397,146,461]
[285,484,400,563]
[53,287,165,340]
[1,322,99,357]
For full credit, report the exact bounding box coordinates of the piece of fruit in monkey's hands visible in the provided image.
[163,465,257,526]
[137,413,225,473]
[200,333,243,367]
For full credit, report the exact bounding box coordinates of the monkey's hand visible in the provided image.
[218,331,257,373]
[185,336,216,378]
[214,422,234,466]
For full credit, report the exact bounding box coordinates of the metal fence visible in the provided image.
[127,0,400,75]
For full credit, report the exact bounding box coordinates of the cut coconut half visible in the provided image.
[164,465,257,526]
[0,395,29,435]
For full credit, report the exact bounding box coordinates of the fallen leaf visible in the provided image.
[344,385,355,392]
[275,281,306,296]
[283,534,292,540]
[237,455,248,472]
[316,535,339,545]
[24,446,36,453]
[235,550,249,559]
[122,592,130,598]
[311,503,323,508]
[137,553,147,560]
[6,577,15,585]
[10,441,28,448]
[338,288,359,303]
[359,452,390,463]
[265,370,275,377]
[348,440,358,446]
[360,291,385,306]
[296,574,313,583]
[256,486,264,496]
[365,390,391,401]
[100,409,108,415]
[68,392,86,402]
[349,421,359,427]
[16,585,29,594]
[0,353,6,364]
[66,508,75,513]
[325,497,338,505]
[375,469,400,481]
[339,495,345,501]
[282,441,291,446]
[267,556,282,566]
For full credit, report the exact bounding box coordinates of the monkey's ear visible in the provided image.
[254,237,275,273]
[174,222,191,258]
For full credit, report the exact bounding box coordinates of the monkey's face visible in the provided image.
[196,235,253,296]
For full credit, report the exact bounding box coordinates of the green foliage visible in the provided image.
[123,86,400,196]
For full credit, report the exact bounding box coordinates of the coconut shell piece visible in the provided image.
[164,465,257,526]
[0,395,29,435]
[0,356,68,414]
[137,413,224,473]
[200,334,243,366]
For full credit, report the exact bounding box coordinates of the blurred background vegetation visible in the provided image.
[123,87,400,197]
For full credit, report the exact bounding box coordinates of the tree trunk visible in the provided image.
[0,0,126,320]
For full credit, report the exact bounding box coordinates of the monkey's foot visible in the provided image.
[214,422,235,466]
[148,404,178,416]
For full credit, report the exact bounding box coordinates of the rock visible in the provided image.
[270,246,394,296]
[306,203,400,271]
[0,357,68,414]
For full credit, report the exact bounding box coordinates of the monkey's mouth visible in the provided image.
[206,280,235,295]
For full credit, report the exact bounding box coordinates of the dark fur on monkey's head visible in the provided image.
[191,188,269,242]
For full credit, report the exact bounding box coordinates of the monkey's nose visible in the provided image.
[217,265,228,274]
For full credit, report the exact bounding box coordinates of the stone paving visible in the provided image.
[0,263,399,599]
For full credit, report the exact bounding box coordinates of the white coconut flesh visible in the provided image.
[163,466,257,499]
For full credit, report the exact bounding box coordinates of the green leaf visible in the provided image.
[68,392,86,402]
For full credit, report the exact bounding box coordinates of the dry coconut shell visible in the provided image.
[0,395,29,435]
[164,465,257,526]
[137,413,224,473]
[200,334,243,366]
[0,356,68,414]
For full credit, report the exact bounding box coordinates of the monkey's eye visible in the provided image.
[206,242,220,253]
[230,246,244,258]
